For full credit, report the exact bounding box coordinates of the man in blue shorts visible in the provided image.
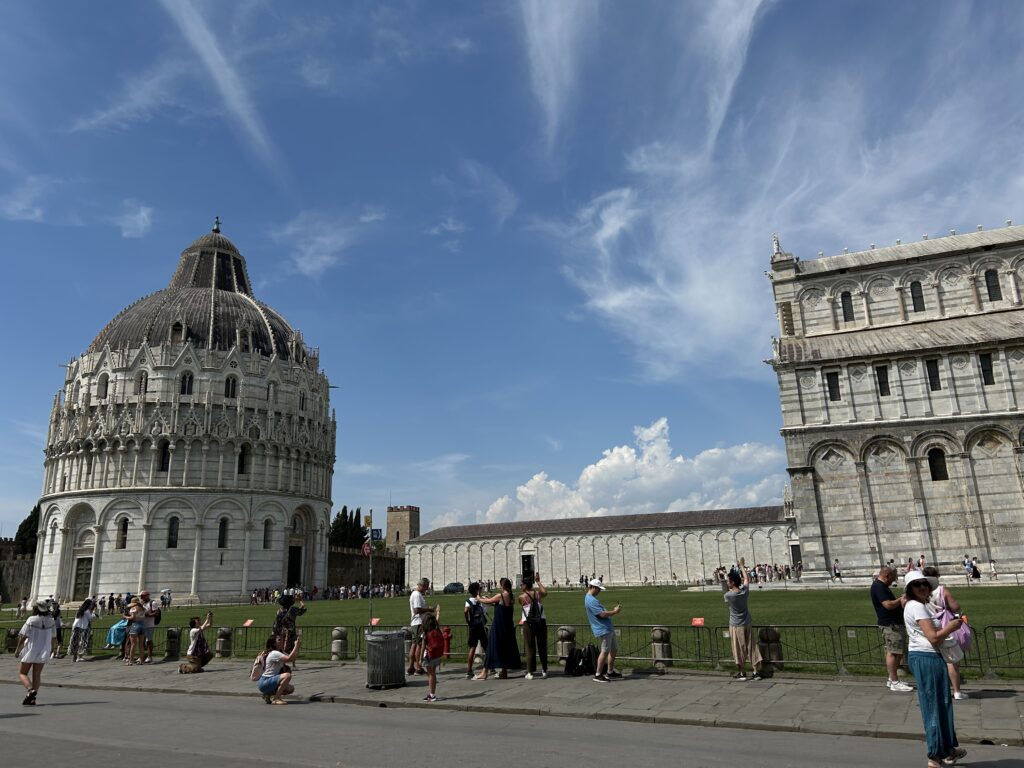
[584,579,622,683]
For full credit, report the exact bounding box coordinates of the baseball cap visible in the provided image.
[588,579,605,590]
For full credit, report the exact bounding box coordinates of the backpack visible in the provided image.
[525,593,542,624]
[466,600,487,628]
[564,647,586,676]
[153,607,162,626]
[250,651,267,681]
[424,629,445,661]
[582,643,598,675]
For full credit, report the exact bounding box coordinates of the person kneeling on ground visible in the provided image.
[257,634,301,704]
[179,612,214,674]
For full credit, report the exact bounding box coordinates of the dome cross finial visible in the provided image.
[212,216,221,233]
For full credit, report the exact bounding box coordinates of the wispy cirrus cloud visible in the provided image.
[274,207,385,277]
[0,175,52,222]
[111,199,154,238]
[70,60,189,133]
[519,0,599,151]
[159,0,281,175]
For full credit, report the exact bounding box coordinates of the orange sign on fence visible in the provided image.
[691,617,705,627]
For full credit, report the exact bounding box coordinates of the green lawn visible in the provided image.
[5,583,1019,633]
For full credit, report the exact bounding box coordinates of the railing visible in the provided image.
[837,624,986,676]
[711,624,840,672]
[981,625,1024,674]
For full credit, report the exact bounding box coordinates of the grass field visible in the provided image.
[4,583,1020,633]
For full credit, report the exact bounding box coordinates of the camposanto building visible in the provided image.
[768,225,1024,578]
[32,223,335,602]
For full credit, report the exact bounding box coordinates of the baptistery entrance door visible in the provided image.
[287,546,303,587]
[73,557,93,601]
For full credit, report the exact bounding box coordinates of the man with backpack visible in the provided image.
[584,579,622,683]
[463,582,488,679]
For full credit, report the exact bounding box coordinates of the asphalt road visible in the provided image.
[1,686,1021,768]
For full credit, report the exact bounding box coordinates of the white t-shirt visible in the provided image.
[409,590,426,626]
[72,611,97,631]
[262,649,287,678]
[19,615,56,664]
[188,627,202,655]
[904,600,940,654]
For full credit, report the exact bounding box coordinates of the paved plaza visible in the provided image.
[5,656,1022,749]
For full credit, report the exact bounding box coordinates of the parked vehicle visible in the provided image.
[442,582,465,594]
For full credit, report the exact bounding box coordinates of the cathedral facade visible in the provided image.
[768,225,1024,577]
[32,224,335,602]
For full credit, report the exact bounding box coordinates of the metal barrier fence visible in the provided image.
[981,625,1024,674]
[837,624,985,676]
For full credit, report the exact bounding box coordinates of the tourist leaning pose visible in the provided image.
[69,598,98,662]
[903,570,966,768]
[474,577,521,680]
[724,558,763,681]
[124,597,146,665]
[15,600,56,706]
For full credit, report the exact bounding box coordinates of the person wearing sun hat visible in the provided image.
[903,569,967,768]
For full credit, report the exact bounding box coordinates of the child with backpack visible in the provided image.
[421,614,444,702]
[463,582,488,679]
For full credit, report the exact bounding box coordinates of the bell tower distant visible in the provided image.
[386,505,420,548]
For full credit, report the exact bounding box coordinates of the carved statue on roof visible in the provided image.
[772,232,782,256]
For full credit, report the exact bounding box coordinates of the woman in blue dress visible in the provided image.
[473,577,521,680]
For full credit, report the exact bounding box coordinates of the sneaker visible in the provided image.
[942,747,967,765]
[539,670,547,679]
[407,666,416,675]
[732,672,747,681]
[953,691,969,700]
[751,673,763,681]
[593,674,610,683]
[22,690,36,706]
[888,680,913,692]
[524,673,534,680]
[465,672,474,679]
[424,693,437,702]
[607,670,623,678]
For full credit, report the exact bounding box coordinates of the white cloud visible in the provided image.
[112,199,154,238]
[457,159,518,227]
[358,206,387,224]
[159,0,281,174]
[427,216,466,236]
[447,37,477,56]
[70,60,188,133]
[0,175,50,222]
[519,0,599,151]
[274,211,357,277]
[481,417,786,523]
[337,461,383,476]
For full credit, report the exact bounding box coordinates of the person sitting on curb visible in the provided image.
[257,634,301,705]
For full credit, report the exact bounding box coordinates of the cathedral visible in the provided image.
[32,222,335,602]
[769,225,1024,578]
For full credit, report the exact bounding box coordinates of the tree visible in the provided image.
[14,505,39,556]
[328,505,349,547]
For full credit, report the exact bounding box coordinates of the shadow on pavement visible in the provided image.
[968,690,1018,699]
[0,713,37,720]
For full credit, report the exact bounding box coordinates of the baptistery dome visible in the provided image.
[32,224,335,603]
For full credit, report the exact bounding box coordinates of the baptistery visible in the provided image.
[32,222,335,601]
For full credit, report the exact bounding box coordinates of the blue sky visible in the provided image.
[2,1,1024,537]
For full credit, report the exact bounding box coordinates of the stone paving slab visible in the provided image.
[4,656,1023,747]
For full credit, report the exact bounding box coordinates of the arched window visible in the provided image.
[48,523,57,554]
[266,382,275,402]
[840,291,855,322]
[237,444,250,475]
[985,269,1002,301]
[299,391,306,411]
[224,376,238,399]
[97,373,109,399]
[180,372,194,396]
[263,519,272,549]
[167,516,180,548]
[170,322,184,343]
[292,516,303,535]
[134,371,148,395]
[927,448,949,481]
[218,517,229,549]
[395,530,401,543]
[910,281,926,313]
[116,518,129,549]
[159,440,171,472]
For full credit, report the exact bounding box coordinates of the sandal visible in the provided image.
[271,698,288,705]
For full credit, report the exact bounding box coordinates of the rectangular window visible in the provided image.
[979,353,995,386]
[926,359,942,391]
[825,371,841,401]
[875,365,891,397]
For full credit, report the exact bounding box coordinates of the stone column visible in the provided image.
[858,290,871,326]
[130,445,140,486]
[843,364,858,422]
[240,521,253,598]
[116,446,126,488]
[827,296,838,331]
[1005,268,1021,306]
[166,444,176,486]
[1000,350,1017,411]
[102,447,112,489]
[854,461,883,564]
[199,442,209,486]
[88,524,103,597]
[930,281,944,317]
[942,354,961,415]
[189,523,205,600]
[56,527,71,600]
[959,452,993,558]
[182,442,191,486]
[137,523,152,593]
[30,523,47,598]
[904,457,937,564]
[147,444,157,485]
[894,285,908,321]
[967,274,982,311]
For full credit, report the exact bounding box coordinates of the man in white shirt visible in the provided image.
[407,578,434,676]
[140,590,160,663]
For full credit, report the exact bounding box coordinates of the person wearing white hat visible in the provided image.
[584,578,621,682]
[903,570,966,768]
[15,600,56,706]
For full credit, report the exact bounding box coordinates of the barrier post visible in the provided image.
[215,626,233,658]
[651,626,672,669]
[556,625,576,665]
[331,626,348,661]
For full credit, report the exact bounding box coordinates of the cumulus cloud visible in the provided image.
[112,199,154,238]
[481,417,786,524]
